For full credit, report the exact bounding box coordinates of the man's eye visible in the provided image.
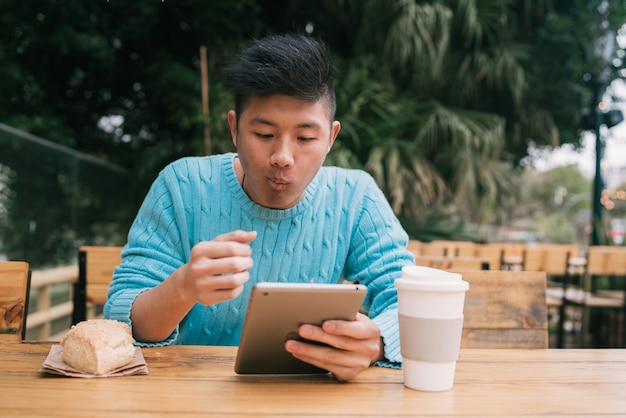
[255,133,273,139]
[298,137,315,141]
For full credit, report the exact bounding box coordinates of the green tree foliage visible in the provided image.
[319,0,626,237]
[2,0,626,248]
[0,0,264,185]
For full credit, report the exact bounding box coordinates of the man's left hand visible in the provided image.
[284,312,384,381]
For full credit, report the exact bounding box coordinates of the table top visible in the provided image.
[1,341,625,417]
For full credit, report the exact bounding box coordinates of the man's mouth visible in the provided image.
[268,177,289,188]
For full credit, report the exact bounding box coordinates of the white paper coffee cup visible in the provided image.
[395,266,469,391]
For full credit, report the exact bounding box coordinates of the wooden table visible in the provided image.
[1,341,625,417]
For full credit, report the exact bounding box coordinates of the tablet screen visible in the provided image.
[234,282,367,375]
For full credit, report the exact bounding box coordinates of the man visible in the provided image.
[105,33,414,381]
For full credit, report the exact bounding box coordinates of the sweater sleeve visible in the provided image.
[342,172,414,367]
[104,161,193,346]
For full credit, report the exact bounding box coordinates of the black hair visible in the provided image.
[224,33,336,120]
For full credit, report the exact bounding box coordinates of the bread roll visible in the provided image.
[61,319,136,375]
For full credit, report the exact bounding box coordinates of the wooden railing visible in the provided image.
[27,265,77,341]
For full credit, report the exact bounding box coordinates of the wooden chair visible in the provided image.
[413,254,489,270]
[567,246,626,347]
[448,257,490,271]
[420,241,448,257]
[452,270,549,349]
[522,244,579,276]
[521,244,579,347]
[499,243,526,271]
[523,244,575,290]
[413,255,442,268]
[407,240,424,258]
[474,244,503,271]
[451,241,477,257]
[0,261,31,341]
[72,246,123,324]
[424,240,476,257]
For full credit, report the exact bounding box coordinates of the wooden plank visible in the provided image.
[0,262,29,341]
[523,244,573,276]
[26,301,73,328]
[461,329,547,349]
[413,256,487,270]
[81,246,122,285]
[451,241,476,257]
[413,255,445,268]
[421,242,447,256]
[407,240,423,257]
[474,244,502,270]
[30,265,79,287]
[452,270,548,349]
[606,249,626,275]
[586,246,621,275]
[444,257,486,270]
[2,343,626,417]
[86,284,110,304]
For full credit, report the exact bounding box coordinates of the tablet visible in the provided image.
[234,282,367,375]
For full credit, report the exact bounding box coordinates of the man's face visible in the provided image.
[228,94,341,209]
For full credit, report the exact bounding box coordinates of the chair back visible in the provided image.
[451,241,477,257]
[523,244,572,276]
[0,261,30,341]
[72,246,122,324]
[444,257,489,270]
[421,241,448,256]
[474,244,503,270]
[522,247,544,272]
[542,246,572,276]
[407,240,423,258]
[604,248,626,276]
[426,240,477,257]
[586,246,626,276]
[453,270,548,349]
[414,256,488,270]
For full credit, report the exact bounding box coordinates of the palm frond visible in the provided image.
[385,1,453,84]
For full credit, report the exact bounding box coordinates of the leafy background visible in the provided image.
[2,0,626,266]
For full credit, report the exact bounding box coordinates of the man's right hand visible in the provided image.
[130,230,256,343]
[180,230,257,306]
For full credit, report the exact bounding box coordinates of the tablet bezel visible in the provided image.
[234,282,367,375]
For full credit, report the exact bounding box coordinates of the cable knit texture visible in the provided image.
[105,153,414,367]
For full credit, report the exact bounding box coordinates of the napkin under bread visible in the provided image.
[40,344,148,378]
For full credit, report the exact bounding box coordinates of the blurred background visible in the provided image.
[2,0,626,344]
[2,0,626,268]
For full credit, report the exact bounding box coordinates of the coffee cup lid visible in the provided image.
[395,266,469,291]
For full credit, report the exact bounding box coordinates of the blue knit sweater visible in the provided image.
[105,153,414,366]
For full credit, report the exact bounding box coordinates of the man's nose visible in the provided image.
[270,139,294,167]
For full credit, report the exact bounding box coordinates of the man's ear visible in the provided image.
[228,110,238,147]
[328,120,341,152]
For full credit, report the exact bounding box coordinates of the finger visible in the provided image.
[196,285,247,306]
[212,230,257,244]
[305,318,383,364]
[297,323,357,353]
[322,313,376,340]
[190,254,254,277]
[284,340,365,381]
[192,240,253,259]
[196,275,249,305]
[195,270,250,291]
[194,271,250,305]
